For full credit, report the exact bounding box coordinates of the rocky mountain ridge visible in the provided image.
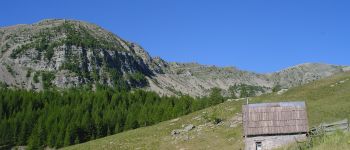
[147,61,345,96]
[0,19,347,97]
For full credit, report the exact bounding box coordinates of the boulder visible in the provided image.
[277,89,288,95]
[183,124,195,132]
[171,129,181,136]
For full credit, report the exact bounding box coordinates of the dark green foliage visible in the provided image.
[9,21,149,89]
[10,32,57,60]
[27,28,58,61]
[32,31,60,61]
[240,86,248,98]
[228,86,238,99]
[0,82,8,89]
[60,61,80,74]
[2,43,10,53]
[10,43,32,59]
[91,67,100,81]
[10,21,119,60]
[44,41,60,61]
[0,87,223,148]
[35,36,49,53]
[41,71,55,89]
[26,69,32,78]
[27,121,45,150]
[209,87,224,105]
[55,21,128,79]
[127,72,148,87]
[5,43,10,50]
[33,72,40,83]
[4,64,15,76]
[229,84,266,98]
[272,84,282,92]
[57,21,119,51]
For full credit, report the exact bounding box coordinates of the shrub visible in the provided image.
[203,108,222,124]
[41,71,55,89]
[26,69,32,78]
[33,72,40,83]
[272,84,282,92]
[127,72,148,87]
[4,64,15,76]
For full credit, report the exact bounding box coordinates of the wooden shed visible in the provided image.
[242,101,309,150]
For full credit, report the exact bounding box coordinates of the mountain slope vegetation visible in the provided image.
[64,71,350,150]
[1,19,349,150]
[0,19,347,97]
[0,19,154,91]
[0,86,228,149]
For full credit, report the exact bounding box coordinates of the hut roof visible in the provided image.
[243,101,308,137]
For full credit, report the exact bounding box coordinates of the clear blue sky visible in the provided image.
[1,0,349,73]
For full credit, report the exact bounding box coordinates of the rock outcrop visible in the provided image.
[0,19,347,96]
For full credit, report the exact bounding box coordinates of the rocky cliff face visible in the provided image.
[0,19,346,96]
[0,19,154,90]
[267,63,344,88]
[146,61,345,97]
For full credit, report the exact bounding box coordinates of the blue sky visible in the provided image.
[1,0,349,73]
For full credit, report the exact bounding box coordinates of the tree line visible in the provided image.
[0,87,224,149]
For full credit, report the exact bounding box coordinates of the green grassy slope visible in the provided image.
[278,131,350,150]
[64,72,350,150]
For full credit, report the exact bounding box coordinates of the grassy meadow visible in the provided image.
[64,71,350,150]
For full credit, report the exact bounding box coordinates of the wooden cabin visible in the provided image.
[242,101,309,150]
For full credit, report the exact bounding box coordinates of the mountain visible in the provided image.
[63,70,350,150]
[148,62,345,97]
[0,19,156,90]
[0,19,347,96]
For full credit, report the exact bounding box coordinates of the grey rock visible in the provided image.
[0,19,347,97]
[171,129,181,136]
[183,124,195,132]
[277,89,288,95]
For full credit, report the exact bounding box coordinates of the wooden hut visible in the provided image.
[242,101,308,150]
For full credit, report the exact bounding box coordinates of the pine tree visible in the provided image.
[228,86,238,99]
[0,87,224,149]
[209,87,224,105]
[63,125,72,146]
[27,122,44,150]
[240,86,248,98]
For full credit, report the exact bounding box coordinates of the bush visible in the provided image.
[272,84,282,92]
[41,71,55,89]
[203,108,222,124]
[127,72,148,87]
[4,64,15,76]
[26,69,32,78]
[228,84,266,98]
[10,44,29,59]
[33,72,40,83]
[209,87,224,105]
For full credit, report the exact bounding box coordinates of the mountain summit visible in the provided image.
[0,19,157,90]
[0,19,346,96]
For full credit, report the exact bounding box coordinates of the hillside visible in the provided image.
[64,71,350,150]
[0,19,154,90]
[0,19,347,97]
[150,62,345,97]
